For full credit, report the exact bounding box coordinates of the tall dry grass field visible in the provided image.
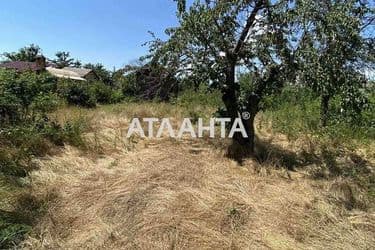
[18,103,375,249]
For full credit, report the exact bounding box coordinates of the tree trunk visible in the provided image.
[242,114,256,154]
[244,94,260,154]
[320,94,330,127]
[222,62,255,155]
[222,63,238,122]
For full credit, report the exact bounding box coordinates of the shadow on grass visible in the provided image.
[226,136,372,178]
[225,136,312,170]
[201,134,374,210]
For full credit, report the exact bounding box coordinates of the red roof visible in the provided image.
[0,61,44,72]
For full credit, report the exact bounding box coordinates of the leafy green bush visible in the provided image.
[175,84,222,108]
[120,73,140,97]
[174,84,223,120]
[0,118,86,177]
[90,81,112,104]
[0,69,58,123]
[0,150,27,177]
[0,71,87,177]
[261,86,375,143]
[30,93,60,115]
[58,120,87,148]
[59,81,96,108]
[0,70,56,108]
[0,70,89,248]
[0,94,21,124]
[36,119,86,148]
[110,90,124,104]
[58,80,124,107]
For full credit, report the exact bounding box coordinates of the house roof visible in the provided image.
[46,67,87,81]
[0,61,44,72]
[62,67,93,77]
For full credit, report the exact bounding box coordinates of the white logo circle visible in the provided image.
[242,112,251,120]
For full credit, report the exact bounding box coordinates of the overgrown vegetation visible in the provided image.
[148,0,374,155]
[0,0,374,248]
[0,51,130,245]
[0,69,90,247]
[260,86,375,144]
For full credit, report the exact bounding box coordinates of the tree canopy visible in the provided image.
[2,44,42,62]
[146,0,374,153]
[52,51,76,69]
[152,0,298,153]
[294,0,374,125]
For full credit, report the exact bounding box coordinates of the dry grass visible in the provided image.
[20,103,375,249]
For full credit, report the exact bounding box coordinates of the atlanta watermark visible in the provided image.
[126,112,251,139]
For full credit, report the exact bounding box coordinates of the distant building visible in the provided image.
[0,55,99,81]
[46,67,99,81]
[0,56,46,73]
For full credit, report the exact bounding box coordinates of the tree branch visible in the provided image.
[233,0,265,57]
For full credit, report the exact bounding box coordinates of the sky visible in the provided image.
[0,0,180,69]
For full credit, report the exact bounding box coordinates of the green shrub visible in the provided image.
[0,150,27,177]
[174,84,223,119]
[61,82,96,108]
[37,119,87,149]
[60,120,87,148]
[0,70,88,248]
[120,73,139,97]
[0,94,21,124]
[175,84,222,108]
[0,117,86,177]
[0,70,56,110]
[261,86,375,143]
[0,70,58,123]
[1,126,50,158]
[90,81,112,104]
[110,90,124,104]
[30,93,60,115]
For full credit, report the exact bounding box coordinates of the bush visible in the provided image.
[175,84,222,108]
[30,93,60,115]
[0,94,21,124]
[0,150,27,177]
[0,70,89,248]
[34,119,85,148]
[110,90,124,103]
[58,80,124,107]
[120,73,139,97]
[60,81,96,108]
[59,120,87,148]
[0,70,56,108]
[90,81,112,104]
[261,86,375,143]
[0,118,86,177]
[0,70,58,123]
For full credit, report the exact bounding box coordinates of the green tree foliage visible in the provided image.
[52,51,75,69]
[114,70,140,97]
[0,69,85,180]
[0,69,57,123]
[159,0,297,153]
[294,0,374,126]
[1,44,42,62]
[166,0,373,152]
[174,0,186,13]
[58,80,96,108]
[72,59,83,68]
